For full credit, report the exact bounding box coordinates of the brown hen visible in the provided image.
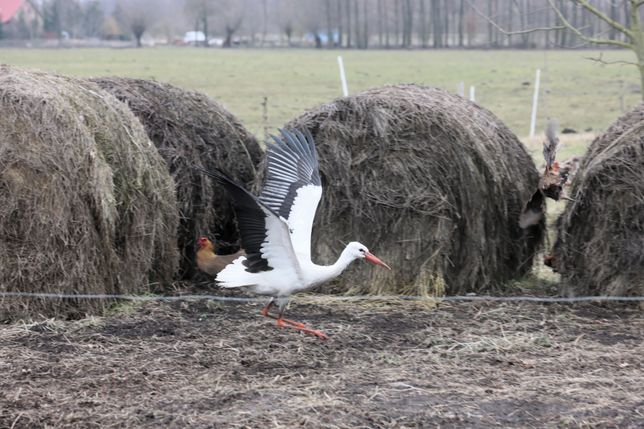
[196,237,245,276]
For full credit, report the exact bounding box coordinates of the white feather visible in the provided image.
[285,184,322,263]
[216,205,305,296]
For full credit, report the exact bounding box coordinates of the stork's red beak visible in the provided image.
[365,252,391,270]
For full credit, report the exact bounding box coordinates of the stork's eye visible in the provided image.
[359,248,366,253]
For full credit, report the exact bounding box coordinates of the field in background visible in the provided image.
[0,48,639,143]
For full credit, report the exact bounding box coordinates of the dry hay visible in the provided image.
[284,84,544,295]
[0,66,178,321]
[552,105,644,296]
[90,77,261,279]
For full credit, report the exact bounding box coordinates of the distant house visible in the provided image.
[0,0,22,24]
[0,0,43,39]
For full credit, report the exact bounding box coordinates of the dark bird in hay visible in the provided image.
[519,119,573,229]
[197,129,391,339]
[520,120,583,233]
[196,236,245,276]
[282,84,544,296]
[90,77,261,280]
[549,105,644,296]
[0,66,179,321]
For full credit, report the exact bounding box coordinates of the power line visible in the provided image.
[0,291,642,303]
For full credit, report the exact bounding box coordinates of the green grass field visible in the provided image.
[0,47,640,143]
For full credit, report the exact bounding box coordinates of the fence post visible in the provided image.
[529,69,541,138]
[469,85,475,102]
[337,56,349,97]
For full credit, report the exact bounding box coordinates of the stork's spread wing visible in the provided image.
[259,129,322,261]
[197,168,301,276]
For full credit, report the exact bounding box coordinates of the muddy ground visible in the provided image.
[1,296,642,428]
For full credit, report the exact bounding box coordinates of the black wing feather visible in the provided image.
[196,167,274,273]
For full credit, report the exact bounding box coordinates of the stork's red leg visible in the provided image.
[260,299,274,317]
[262,312,307,328]
[260,298,328,339]
[275,305,328,339]
[261,299,305,328]
[276,318,328,340]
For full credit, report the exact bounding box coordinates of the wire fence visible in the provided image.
[0,291,642,303]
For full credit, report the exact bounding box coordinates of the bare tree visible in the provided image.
[82,1,104,38]
[394,0,400,46]
[420,0,429,48]
[443,0,449,46]
[277,0,296,46]
[299,0,324,48]
[116,0,155,47]
[386,0,392,47]
[378,0,384,47]
[325,0,334,47]
[218,0,246,47]
[404,0,411,47]
[185,0,216,46]
[337,0,343,46]
[362,0,369,48]
[458,0,464,47]
[261,0,268,45]
[131,17,146,46]
[153,0,191,44]
[346,0,352,47]
[548,0,644,100]
[487,0,496,47]
[431,0,442,47]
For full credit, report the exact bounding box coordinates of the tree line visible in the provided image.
[0,0,636,50]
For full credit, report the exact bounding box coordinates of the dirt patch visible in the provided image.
[1,298,642,428]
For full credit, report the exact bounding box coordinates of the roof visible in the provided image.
[0,0,24,24]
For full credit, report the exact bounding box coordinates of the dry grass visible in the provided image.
[0,66,178,321]
[90,77,262,279]
[1,294,641,428]
[286,84,544,296]
[553,105,644,296]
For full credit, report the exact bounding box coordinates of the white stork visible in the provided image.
[198,129,390,339]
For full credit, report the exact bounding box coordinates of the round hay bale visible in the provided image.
[0,66,178,321]
[89,77,262,279]
[552,105,644,296]
[284,84,544,295]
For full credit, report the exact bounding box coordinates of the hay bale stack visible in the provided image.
[285,84,543,295]
[552,105,644,296]
[90,77,261,279]
[0,66,178,321]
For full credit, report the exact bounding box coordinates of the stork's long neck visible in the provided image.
[309,246,356,285]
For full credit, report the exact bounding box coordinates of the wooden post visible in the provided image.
[469,85,475,102]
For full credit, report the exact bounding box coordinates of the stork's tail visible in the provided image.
[215,255,256,288]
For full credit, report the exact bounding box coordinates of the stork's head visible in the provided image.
[346,241,391,270]
[197,236,213,250]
